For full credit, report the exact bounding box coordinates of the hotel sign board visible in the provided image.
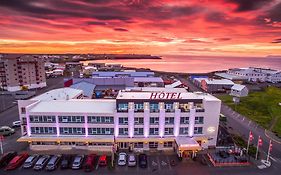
[150,92,182,99]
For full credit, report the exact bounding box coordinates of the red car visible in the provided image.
[98,155,107,166]
[5,152,29,170]
[83,154,96,172]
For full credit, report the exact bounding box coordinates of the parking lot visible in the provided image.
[0,154,179,175]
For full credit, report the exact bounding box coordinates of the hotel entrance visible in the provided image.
[175,137,201,158]
[118,142,129,150]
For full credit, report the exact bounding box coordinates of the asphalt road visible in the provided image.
[0,77,64,153]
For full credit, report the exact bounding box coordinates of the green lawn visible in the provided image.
[218,87,281,137]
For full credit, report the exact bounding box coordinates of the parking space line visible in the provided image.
[165,156,172,170]
[157,155,161,170]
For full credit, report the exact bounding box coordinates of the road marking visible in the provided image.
[248,121,252,126]
[270,156,277,162]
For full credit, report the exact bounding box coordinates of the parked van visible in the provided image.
[0,126,15,136]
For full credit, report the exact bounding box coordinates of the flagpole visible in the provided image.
[266,140,272,163]
[246,131,251,154]
[255,136,260,160]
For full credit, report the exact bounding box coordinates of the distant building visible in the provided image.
[133,77,164,87]
[193,78,234,93]
[0,54,46,91]
[230,84,249,97]
[216,67,281,83]
[65,62,83,77]
[92,71,155,78]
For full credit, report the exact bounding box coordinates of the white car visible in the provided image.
[128,154,136,167]
[118,152,127,166]
[12,120,21,128]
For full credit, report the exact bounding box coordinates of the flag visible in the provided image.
[258,136,262,147]
[249,131,254,142]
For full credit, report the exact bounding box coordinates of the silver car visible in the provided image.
[71,155,84,170]
[33,155,50,171]
[45,155,61,171]
[23,155,39,169]
[128,154,136,167]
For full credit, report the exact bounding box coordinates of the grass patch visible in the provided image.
[218,86,281,137]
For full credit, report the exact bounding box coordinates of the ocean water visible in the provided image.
[81,55,281,73]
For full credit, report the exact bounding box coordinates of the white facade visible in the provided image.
[230,84,249,97]
[227,67,281,83]
[17,88,221,157]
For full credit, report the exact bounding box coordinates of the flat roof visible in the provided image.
[117,91,219,101]
[133,77,163,83]
[196,78,234,85]
[215,73,247,80]
[125,87,187,93]
[32,88,83,101]
[231,84,246,91]
[70,81,96,97]
[29,99,116,114]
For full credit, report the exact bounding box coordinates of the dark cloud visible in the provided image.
[266,2,281,22]
[271,38,281,43]
[86,21,108,26]
[185,39,212,43]
[205,11,246,25]
[226,0,274,12]
[113,28,129,32]
[215,38,232,41]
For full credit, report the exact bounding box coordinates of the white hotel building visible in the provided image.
[18,87,221,158]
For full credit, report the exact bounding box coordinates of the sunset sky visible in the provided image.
[0,0,281,56]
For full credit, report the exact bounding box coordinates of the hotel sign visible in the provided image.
[150,92,182,99]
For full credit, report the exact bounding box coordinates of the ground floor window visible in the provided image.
[163,141,173,148]
[134,142,143,148]
[149,142,158,148]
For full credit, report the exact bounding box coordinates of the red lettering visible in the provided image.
[177,93,182,99]
[150,92,158,99]
[170,93,176,99]
[158,92,165,99]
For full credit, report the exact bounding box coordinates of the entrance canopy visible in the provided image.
[175,137,201,151]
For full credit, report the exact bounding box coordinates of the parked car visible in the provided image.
[71,155,84,170]
[12,121,21,128]
[118,152,127,166]
[45,155,61,171]
[98,155,107,166]
[33,155,50,171]
[0,152,17,168]
[83,154,96,172]
[0,126,15,136]
[128,154,136,167]
[138,154,148,168]
[22,154,39,169]
[60,155,72,169]
[5,152,29,170]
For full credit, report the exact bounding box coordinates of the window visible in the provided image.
[165,103,174,112]
[119,128,128,135]
[118,103,128,112]
[58,116,85,123]
[150,117,159,124]
[179,103,190,112]
[119,117,128,125]
[195,116,204,124]
[165,117,174,124]
[149,128,159,135]
[21,107,26,114]
[194,127,203,134]
[150,103,159,112]
[134,128,144,135]
[149,142,158,148]
[88,128,114,135]
[164,141,173,148]
[164,128,173,135]
[134,117,144,125]
[134,103,144,112]
[88,116,114,123]
[134,142,143,148]
[179,127,188,135]
[30,127,56,134]
[59,127,85,135]
[180,117,189,124]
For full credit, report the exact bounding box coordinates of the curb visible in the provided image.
[264,130,281,144]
